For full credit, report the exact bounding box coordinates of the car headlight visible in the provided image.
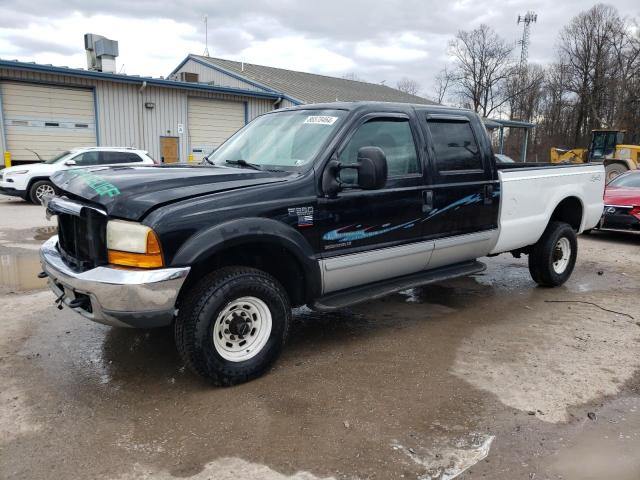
[106,220,164,268]
[6,170,29,175]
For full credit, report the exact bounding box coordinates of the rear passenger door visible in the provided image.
[421,114,500,269]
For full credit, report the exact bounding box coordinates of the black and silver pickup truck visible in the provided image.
[40,102,604,385]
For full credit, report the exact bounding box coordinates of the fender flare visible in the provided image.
[172,217,322,299]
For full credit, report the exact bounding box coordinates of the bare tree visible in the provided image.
[447,24,517,117]
[432,66,452,104]
[396,77,421,95]
[558,4,628,144]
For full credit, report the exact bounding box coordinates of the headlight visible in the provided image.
[106,220,164,268]
[6,170,29,175]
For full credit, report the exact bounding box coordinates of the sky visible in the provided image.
[0,0,638,100]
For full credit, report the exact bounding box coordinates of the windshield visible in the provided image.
[209,109,347,170]
[609,172,640,188]
[44,151,71,164]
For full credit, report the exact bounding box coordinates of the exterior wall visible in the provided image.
[0,67,278,163]
[173,58,265,92]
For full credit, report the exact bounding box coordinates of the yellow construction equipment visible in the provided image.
[550,129,640,182]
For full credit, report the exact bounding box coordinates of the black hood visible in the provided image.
[51,165,286,220]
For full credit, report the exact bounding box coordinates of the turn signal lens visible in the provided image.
[630,206,640,220]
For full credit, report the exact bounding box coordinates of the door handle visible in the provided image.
[422,190,434,213]
[484,184,494,205]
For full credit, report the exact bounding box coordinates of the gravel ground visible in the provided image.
[1,194,639,480]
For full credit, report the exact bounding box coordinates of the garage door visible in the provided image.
[188,98,245,162]
[1,82,96,163]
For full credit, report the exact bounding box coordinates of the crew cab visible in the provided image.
[0,147,156,204]
[39,102,605,386]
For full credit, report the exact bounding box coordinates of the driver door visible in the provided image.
[315,114,433,294]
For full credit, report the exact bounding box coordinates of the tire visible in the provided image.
[175,266,291,386]
[528,221,578,287]
[605,163,628,183]
[28,180,56,204]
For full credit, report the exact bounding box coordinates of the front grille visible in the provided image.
[57,210,108,271]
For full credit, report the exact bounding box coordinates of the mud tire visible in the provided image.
[175,267,290,386]
[528,221,577,287]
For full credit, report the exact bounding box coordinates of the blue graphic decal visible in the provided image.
[323,219,417,242]
[322,189,499,243]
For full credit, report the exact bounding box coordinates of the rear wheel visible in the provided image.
[175,267,291,386]
[528,221,577,287]
[28,180,56,204]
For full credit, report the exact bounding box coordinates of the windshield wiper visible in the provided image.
[225,159,262,171]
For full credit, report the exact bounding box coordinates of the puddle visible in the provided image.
[34,226,57,241]
[0,254,46,291]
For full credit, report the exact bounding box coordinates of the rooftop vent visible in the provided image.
[84,33,119,73]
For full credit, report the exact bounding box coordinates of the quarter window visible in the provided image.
[427,120,483,172]
[339,118,420,183]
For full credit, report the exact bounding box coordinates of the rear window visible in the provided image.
[427,120,483,172]
[100,152,143,165]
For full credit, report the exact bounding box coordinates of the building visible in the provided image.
[1,36,433,166]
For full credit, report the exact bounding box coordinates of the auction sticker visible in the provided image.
[304,116,338,125]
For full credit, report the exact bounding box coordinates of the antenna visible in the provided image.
[203,15,210,57]
[517,11,537,66]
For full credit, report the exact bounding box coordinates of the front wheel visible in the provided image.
[29,180,56,204]
[528,222,578,287]
[175,267,291,386]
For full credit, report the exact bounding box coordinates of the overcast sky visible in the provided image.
[0,1,638,99]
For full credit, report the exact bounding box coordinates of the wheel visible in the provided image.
[175,266,291,386]
[605,163,628,183]
[29,180,56,204]
[528,221,578,287]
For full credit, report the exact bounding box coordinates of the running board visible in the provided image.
[310,261,486,312]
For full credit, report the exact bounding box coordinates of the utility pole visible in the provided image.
[203,15,210,57]
[517,11,537,67]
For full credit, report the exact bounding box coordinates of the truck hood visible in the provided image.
[604,186,640,206]
[50,165,287,219]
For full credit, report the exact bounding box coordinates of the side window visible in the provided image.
[73,151,100,166]
[100,152,143,164]
[338,118,419,184]
[427,120,483,172]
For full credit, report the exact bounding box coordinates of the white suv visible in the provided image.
[0,147,156,204]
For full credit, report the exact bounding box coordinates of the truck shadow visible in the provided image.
[98,276,498,387]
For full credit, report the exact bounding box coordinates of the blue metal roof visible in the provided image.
[0,59,285,100]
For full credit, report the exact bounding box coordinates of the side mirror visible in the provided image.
[321,146,388,198]
[355,146,388,190]
[64,160,77,166]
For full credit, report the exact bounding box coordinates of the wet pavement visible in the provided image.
[1,195,639,479]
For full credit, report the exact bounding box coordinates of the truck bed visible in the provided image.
[490,163,605,254]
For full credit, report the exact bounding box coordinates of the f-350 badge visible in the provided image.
[288,206,314,227]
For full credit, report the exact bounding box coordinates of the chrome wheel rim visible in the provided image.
[552,237,571,274]
[35,184,55,203]
[212,296,272,362]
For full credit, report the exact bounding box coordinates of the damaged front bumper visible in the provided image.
[39,235,190,328]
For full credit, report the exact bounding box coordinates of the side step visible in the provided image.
[310,260,486,311]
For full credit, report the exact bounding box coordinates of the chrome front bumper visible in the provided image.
[40,236,190,328]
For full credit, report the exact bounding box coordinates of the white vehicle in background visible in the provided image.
[0,147,157,204]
